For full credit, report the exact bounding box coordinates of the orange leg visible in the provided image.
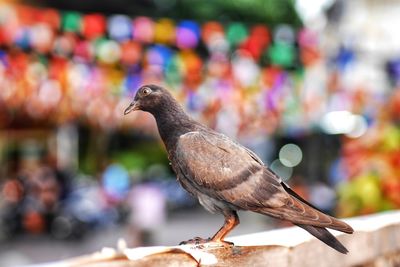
[211,211,240,243]
[179,211,239,247]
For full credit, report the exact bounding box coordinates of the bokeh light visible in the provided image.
[270,159,293,181]
[226,22,248,47]
[82,13,106,40]
[133,16,154,43]
[176,20,200,49]
[62,11,82,33]
[108,15,132,41]
[154,18,175,45]
[279,143,303,167]
[97,39,121,64]
[320,111,368,138]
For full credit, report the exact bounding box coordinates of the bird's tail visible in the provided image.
[281,182,354,234]
[257,181,353,253]
[296,224,349,254]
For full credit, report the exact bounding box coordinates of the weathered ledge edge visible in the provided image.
[31,210,400,267]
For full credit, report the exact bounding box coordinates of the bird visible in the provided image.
[124,84,354,254]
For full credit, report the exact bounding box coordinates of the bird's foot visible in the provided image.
[179,237,234,249]
[179,236,211,246]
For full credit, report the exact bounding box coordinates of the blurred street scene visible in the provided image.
[0,0,399,266]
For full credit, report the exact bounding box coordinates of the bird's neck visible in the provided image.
[153,103,198,153]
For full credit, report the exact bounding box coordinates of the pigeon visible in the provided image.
[124,84,353,254]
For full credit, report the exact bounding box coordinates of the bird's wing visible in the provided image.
[174,131,288,209]
[175,131,354,233]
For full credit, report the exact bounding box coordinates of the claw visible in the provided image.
[179,237,211,246]
[179,237,234,248]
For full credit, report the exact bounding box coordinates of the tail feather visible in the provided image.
[297,224,349,254]
[281,182,354,234]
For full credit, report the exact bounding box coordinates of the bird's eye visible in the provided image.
[142,87,152,96]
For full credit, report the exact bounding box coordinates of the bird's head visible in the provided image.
[124,84,173,115]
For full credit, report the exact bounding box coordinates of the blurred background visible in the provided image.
[0,0,399,265]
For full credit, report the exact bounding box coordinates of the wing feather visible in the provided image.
[174,131,353,232]
[174,131,286,207]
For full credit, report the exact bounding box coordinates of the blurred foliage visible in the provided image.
[111,142,169,172]
[167,0,301,26]
[24,0,302,26]
[338,174,395,217]
[337,122,400,217]
[382,126,400,151]
[78,128,169,174]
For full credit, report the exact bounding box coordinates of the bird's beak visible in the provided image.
[124,101,139,115]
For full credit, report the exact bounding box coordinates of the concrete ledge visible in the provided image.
[31,211,400,267]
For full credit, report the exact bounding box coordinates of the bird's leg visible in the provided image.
[179,211,239,247]
[210,211,239,245]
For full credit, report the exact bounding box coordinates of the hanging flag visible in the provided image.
[82,13,106,40]
[176,20,200,49]
[108,14,132,41]
[62,11,82,33]
[133,17,154,44]
[154,18,175,45]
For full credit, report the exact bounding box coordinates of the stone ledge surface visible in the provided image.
[30,210,400,267]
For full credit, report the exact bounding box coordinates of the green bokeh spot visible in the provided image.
[62,12,82,32]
